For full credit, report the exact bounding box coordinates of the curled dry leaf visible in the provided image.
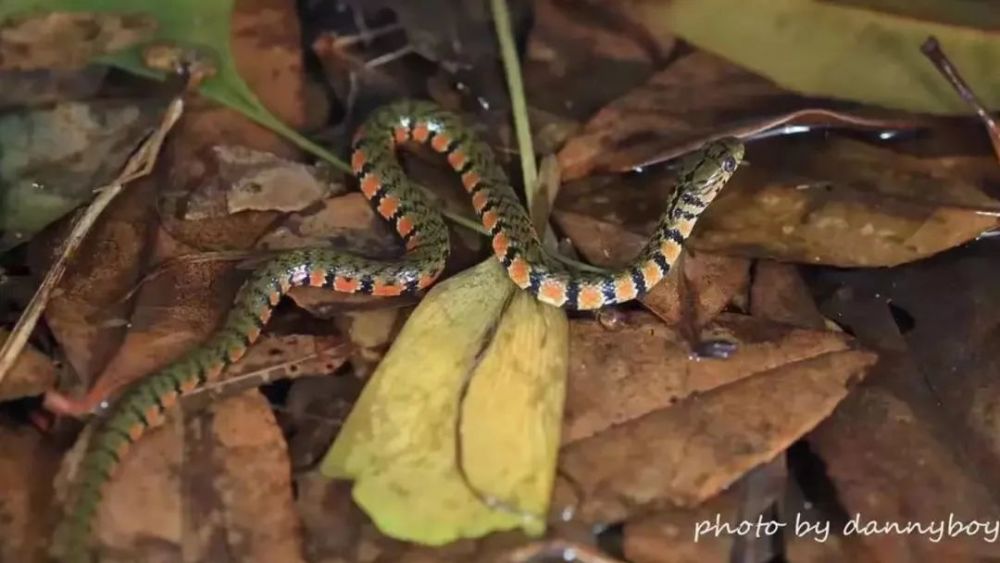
[0,426,61,563]
[0,11,156,70]
[0,328,56,401]
[557,51,926,181]
[558,314,875,525]
[555,210,750,328]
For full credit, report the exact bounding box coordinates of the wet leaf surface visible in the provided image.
[557,51,927,181]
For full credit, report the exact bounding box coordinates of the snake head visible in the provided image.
[676,137,745,200]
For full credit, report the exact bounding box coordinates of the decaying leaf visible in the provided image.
[0,99,162,249]
[0,426,62,563]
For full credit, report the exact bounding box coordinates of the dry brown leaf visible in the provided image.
[622,491,739,563]
[556,210,749,328]
[29,179,157,393]
[0,328,56,401]
[559,335,875,524]
[564,312,857,444]
[806,242,1000,561]
[523,0,670,120]
[556,135,1000,268]
[810,388,1000,561]
[557,51,926,181]
[0,425,61,563]
[179,145,345,219]
[185,394,305,563]
[749,261,827,330]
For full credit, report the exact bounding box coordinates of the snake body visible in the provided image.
[54,100,743,561]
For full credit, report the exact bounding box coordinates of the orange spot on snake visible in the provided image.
[431,133,451,152]
[360,174,381,199]
[405,236,421,251]
[614,277,637,302]
[642,261,663,287]
[412,123,430,142]
[372,279,404,296]
[144,405,164,427]
[178,377,199,394]
[417,272,438,289]
[577,285,605,309]
[203,362,224,381]
[333,276,360,293]
[128,423,144,441]
[160,391,178,409]
[268,291,281,306]
[539,280,567,305]
[309,270,327,287]
[227,345,245,364]
[259,307,273,325]
[351,150,366,172]
[481,210,498,231]
[116,441,130,460]
[659,239,682,263]
[472,190,489,212]
[508,257,530,287]
[378,195,400,219]
[394,126,409,144]
[461,171,481,192]
[492,232,509,257]
[396,215,415,237]
[245,326,261,344]
[447,150,467,170]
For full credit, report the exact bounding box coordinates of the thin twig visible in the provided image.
[921,36,1000,163]
[0,98,185,388]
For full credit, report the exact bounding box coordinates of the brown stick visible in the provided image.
[920,36,1000,164]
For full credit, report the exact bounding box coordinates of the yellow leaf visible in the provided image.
[644,0,1000,114]
[321,258,569,545]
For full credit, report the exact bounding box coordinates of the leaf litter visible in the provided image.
[1,1,1000,562]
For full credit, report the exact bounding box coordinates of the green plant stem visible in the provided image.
[489,0,538,211]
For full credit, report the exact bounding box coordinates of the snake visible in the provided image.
[53,100,743,562]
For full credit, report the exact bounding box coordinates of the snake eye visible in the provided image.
[722,156,738,173]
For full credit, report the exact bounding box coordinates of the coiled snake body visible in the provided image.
[54,100,743,561]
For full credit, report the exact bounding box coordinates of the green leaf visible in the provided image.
[0,0,347,170]
[639,0,1000,115]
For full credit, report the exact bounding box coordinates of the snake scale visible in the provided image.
[54,100,744,561]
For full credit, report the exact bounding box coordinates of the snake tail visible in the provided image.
[54,100,743,562]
